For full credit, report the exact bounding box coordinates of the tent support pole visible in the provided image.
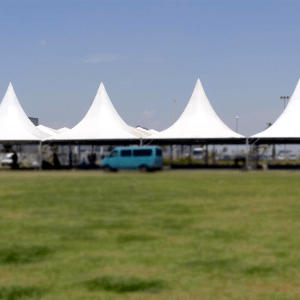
[254,144,259,168]
[245,138,249,169]
[205,144,209,165]
[181,144,183,159]
[78,145,81,167]
[69,144,72,169]
[140,138,143,146]
[173,145,177,161]
[272,144,276,160]
[38,141,42,171]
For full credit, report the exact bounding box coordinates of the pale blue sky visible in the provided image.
[0,0,300,136]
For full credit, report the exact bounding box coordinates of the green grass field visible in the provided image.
[0,170,300,300]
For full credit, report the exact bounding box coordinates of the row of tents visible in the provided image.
[1,78,300,145]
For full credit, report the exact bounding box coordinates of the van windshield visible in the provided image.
[109,151,118,158]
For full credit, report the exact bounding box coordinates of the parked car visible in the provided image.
[288,153,298,161]
[192,147,205,160]
[102,146,163,171]
[1,153,20,166]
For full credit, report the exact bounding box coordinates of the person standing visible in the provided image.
[11,152,19,169]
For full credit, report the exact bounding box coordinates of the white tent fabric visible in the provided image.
[37,125,58,136]
[56,127,70,134]
[149,79,243,139]
[133,126,153,137]
[148,129,159,134]
[48,83,138,141]
[252,78,300,138]
[0,83,50,141]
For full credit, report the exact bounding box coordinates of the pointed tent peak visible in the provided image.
[185,78,212,112]
[6,82,16,95]
[196,78,205,87]
[196,78,202,86]
[191,78,208,98]
[95,82,108,96]
[1,82,20,106]
[97,82,105,92]
[92,82,111,104]
[82,81,129,128]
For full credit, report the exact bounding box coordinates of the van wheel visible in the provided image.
[139,165,148,172]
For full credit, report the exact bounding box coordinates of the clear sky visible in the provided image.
[0,0,300,136]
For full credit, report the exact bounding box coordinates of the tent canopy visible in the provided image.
[148,79,243,140]
[0,83,50,142]
[252,78,300,138]
[47,83,139,142]
[37,125,58,136]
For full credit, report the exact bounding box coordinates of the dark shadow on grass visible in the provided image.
[243,265,277,275]
[117,234,156,243]
[0,286,43,299]
[185,258,237,272]
[84,276,167,293]
[0,245,52,264]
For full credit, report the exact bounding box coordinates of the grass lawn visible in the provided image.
[0,170,300,299]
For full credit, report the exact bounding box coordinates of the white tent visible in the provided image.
[37,125,70,136]
[149,79,243,140]
[132,126,153,137]
[0,83,50,142]
[48,83,139,142]
[37,125,58,136]
[56,127,70,134]
[252,78,300,138]
[148,129,159,134]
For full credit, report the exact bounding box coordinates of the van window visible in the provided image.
[156,149,162,156]
[121,150,132,157]
[133,149,152,157]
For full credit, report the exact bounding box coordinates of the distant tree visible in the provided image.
[267,122,272,128]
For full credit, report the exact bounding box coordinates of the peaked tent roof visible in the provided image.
[0,83,50,142]
[56,127,70,134]
[149,79,243,140]
[37,125,58,136]
[132,126,153,137]
[148,129,159,134]
[48,83,139,142]
[252,78,300,138]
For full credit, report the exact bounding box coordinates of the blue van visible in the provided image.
[102,146,163,171]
